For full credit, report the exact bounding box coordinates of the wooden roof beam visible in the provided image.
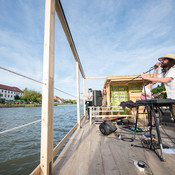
[86,77,107,79]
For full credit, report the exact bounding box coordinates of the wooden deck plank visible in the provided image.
[53,120,175,175]
[145,150,175,175]
[100,136,120,175]
[64,120,91,175]
[145,125,175,175]
[53,119,88,175]
[108,138,138,175]
[88,126,105,175]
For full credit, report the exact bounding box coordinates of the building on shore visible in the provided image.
[54,96,64,103]
[0,84,24,101]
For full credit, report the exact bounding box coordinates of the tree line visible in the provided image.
[15,88,77,104]
[19,88,42,103]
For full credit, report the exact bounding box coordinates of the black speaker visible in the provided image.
[92,90,102,106]
[99,121,117,135]
[159,108,172,123]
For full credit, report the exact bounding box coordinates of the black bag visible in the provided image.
[99,121,117,135]
[125,100,136,109]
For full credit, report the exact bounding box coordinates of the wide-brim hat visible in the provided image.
[158,53,175,61]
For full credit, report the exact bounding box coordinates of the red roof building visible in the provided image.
[0,84,24,101]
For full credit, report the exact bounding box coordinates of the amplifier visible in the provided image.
[92,90,102,106]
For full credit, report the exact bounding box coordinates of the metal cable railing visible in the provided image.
[0,110,77,135]
[0,66,77,99]
[0,65,82,135]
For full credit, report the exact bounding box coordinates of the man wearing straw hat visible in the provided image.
[140,53,175,100]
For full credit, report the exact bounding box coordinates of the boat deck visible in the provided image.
[53,119,175,175]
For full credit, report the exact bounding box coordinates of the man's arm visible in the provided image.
[141,73,173,83]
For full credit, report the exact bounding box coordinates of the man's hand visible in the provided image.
[140,73,147,79]
[154,62,161,71]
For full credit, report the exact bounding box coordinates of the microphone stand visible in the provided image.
[124,66,156,84]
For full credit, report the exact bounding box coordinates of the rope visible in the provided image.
[0,110,77,135]
[0,119,41,135]
[0,66,44,85]
[0,66,78,99]
[54,88,77,98]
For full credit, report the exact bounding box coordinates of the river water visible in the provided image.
[0,105,83,175]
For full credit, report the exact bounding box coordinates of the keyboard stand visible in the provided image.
[133,102,166,161]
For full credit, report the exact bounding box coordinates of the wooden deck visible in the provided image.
[53,119,175,175]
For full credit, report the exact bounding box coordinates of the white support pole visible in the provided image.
[83,78,86,117]
[90,107,92,126]
[76,61,81,128]
[40,0,55,175]
[107,83,110,106]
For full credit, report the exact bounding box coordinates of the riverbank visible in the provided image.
[0,104,42,108]
[0,103,76,108]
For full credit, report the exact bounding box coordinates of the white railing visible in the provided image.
[89,106,133,125]
[90,106,124,119]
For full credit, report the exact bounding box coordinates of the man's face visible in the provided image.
[161,58,169,68]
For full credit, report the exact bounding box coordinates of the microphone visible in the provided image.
[150,65,159,69]
[154,65,159,69]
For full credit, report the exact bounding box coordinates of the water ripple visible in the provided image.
[0,105,83,175]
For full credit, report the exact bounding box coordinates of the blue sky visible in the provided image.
[0,0,175,99]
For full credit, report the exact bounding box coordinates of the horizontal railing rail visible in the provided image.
[53,115,85,157]
[30,165,41,175]
[89,106,133,126]
[31,115,85,175]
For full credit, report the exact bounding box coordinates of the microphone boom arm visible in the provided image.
[125,66,156,84]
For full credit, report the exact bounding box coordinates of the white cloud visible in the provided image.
[1,0,175,98]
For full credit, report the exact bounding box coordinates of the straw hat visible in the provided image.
[158,53,175,61]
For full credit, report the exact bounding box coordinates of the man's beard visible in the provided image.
[161,62,168,68]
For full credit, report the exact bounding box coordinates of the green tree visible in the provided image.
[152,84,167,99]
[72,100,77,104]
[30,91,42,103]
[0,98,5,104]
[14,95,20,100]
[63,99,77,104]
[21,88,42,103]
[21,88,31,102]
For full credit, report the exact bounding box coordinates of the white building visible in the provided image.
[0,84,24,101]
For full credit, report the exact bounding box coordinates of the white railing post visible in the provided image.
[90,107,92,126]
[76,61,81,128]
[83,78,86,117]
[40,0,55,174]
